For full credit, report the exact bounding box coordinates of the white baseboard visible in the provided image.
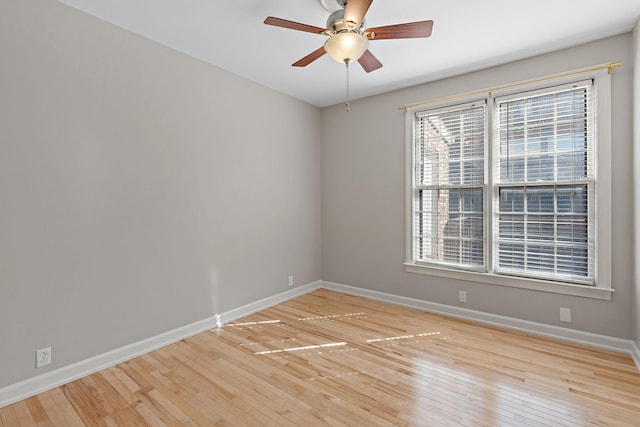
[322,281,638,359]
[631,341,640,370]
[0,280,322,409]
[220,281,322,324]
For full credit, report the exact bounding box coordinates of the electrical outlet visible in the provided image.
[458,291,467,303]
[288,275,294,287]
[36,347,51,368]
[560,307,572,323]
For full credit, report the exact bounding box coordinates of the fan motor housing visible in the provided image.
[326,8,365,33]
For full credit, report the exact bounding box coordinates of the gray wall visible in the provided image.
[633,19,640,347]
[322,34,634,339]
[0,0,321,387]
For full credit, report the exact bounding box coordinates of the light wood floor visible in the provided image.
[1,289,639,426]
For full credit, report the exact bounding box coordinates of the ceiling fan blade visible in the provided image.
[292,47,327,67]
[358,49,382,73]
[343,0,373,29]
[264,17,327,35]
[365,20,433,40]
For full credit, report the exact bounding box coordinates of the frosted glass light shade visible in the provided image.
[324,32,369,63]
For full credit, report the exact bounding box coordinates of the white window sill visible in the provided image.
[404,263,613,301]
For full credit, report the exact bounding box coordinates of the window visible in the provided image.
[495,83,594,284]
[405,69,612,299]
[414,103,486,269]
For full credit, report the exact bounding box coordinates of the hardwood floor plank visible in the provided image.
[10,401,34,426]
[132,400,168,427]
[38,388,84,427]
[0,404,19,427]
[3,289,640,426]
[23,395,53,427]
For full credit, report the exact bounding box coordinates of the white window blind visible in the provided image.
[414,102,486,269]
[494,81,595,284]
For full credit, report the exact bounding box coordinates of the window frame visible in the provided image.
[404,68,612,300]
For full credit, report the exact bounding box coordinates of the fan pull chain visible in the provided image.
[345,59,351,112]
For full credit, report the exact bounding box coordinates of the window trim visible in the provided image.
[404,68,612,300]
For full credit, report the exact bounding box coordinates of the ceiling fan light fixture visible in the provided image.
[324,32,369,63]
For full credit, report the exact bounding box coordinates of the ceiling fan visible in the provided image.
[264,0,434,73]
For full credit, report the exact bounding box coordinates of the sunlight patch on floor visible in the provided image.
[255,342,348,355]
[367,332,441,343]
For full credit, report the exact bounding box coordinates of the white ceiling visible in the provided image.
[56,0,640,107]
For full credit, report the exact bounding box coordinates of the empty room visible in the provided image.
[1,0,640,425]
